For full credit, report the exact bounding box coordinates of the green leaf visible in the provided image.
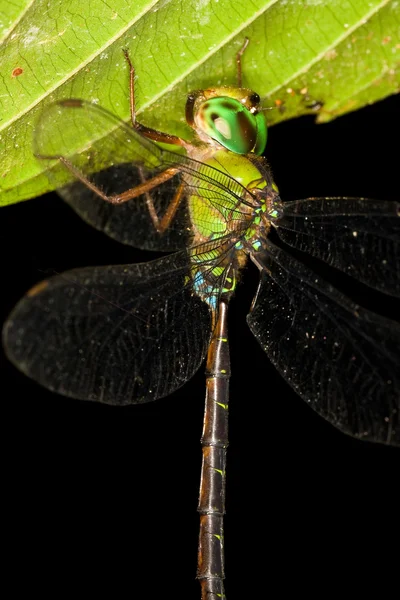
[1,0,399,206]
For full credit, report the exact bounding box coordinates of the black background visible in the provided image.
[1,94,399,598]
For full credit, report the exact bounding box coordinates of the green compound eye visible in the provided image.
[196,97,267,156]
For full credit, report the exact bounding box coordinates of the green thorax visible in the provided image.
[185,148,273,310]
[186,148,267,241]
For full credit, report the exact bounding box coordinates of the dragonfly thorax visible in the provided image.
[186,148,272,242]
[185,86,268,155]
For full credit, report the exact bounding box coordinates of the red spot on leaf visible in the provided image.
[12,67,23,77]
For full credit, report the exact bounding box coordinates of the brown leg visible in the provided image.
[58,156,178,205]
[122,49,188,148]
[123,48,137,129]
[140,170,185,233]
[236,37,249,88]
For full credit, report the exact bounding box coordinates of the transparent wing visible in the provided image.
[247,241,400,446]
[35,100,255,252]
[3,250,216,404]
[273,198,400,297]
[59,164,191,251]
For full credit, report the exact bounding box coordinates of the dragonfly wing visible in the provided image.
[274,198,400,297]
[3,251,213,404]
[35,99,190,251]
[35,100,252,252]
[247,241,400,446]
[59,164,191,251]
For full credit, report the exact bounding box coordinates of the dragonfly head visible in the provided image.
[185,86,268,156]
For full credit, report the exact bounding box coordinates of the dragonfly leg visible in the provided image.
[139,167,185,233]
[236,37,249,87]
[123,49,189,148]
[58,156,178,205]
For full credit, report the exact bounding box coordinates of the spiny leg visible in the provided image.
[139,166,185,233]
[57,156,178,205]
[58,154,184,230]
[122,49,188,148]
[158,182,185,233]
[124,48,137,129]
[236,37,249,87]
[121,48,189,230]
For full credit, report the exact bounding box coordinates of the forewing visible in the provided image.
[247,241,400,446]
[3,252,213,404]
[273,198,400,297]
[60,164,191,251]
[35,100,253,251]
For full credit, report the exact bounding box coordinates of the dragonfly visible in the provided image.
[2,41,400,600]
